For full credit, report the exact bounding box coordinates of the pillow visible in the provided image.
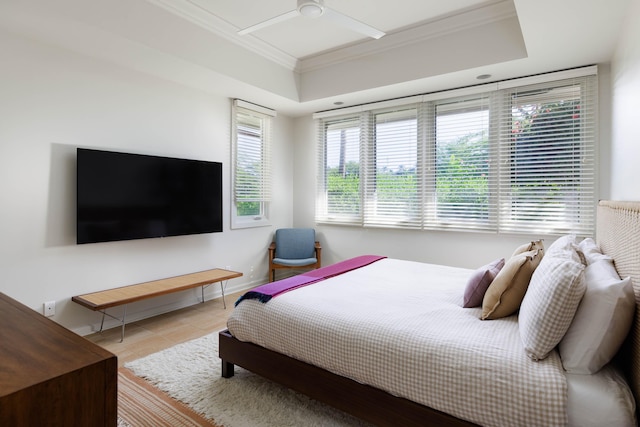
[559,260,635,373]
[462,258,505,308]
[578,237,613,264]
[545,235,577,257]
[519,255,586,361]
[511,239,545,258]
[481,249,543,320]
[545,234,588,265]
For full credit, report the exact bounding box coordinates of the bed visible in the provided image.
[219,200,640,426]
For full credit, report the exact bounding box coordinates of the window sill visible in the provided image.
[231,216,271,229]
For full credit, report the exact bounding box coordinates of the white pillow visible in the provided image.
[578,237,613,264]
[559,259,635,374]
[519,254,586,361]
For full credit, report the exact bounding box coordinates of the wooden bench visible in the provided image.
[72,268,242,341]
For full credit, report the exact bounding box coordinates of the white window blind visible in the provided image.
[427,96,493,230]
[315,67,597,236]
[316,115,362,224]
[232,100,274,228]
[497,77,597,235]
[364,106,420,228]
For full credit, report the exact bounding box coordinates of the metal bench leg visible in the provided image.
[201,282,227,308]
[220,280,227,309]
[97,307,127,342]
[99,311,106,333]
[120,305,126,343]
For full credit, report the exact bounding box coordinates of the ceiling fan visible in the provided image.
[237,0,385,40]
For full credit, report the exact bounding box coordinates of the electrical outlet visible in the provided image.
[225,265,231,271]
[250,265,254,279]
[43,301,55,317]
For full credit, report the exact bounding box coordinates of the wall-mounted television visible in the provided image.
[77,148,223,244]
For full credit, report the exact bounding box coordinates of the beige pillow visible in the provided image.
[481,249,543,320]
[511,239,544,258]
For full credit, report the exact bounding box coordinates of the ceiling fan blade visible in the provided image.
[323,7,385,39]
[238,9,299,35]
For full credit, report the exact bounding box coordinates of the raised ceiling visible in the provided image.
[0,0,632,116]
[178,0,493,59]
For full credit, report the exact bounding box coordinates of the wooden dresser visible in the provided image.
[0,292,117,426]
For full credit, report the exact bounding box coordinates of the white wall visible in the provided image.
[611,0,640,200]
[0,28,293,334]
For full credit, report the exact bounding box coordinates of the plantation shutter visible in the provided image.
[496,76,597,235]
[232,100,273,206]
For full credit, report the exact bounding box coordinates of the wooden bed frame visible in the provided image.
[219,200,640,426]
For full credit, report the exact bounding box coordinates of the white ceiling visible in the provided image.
[186,0,492,58]
[0,0,632,116]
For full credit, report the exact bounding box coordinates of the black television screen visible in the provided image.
[77,148,223,244]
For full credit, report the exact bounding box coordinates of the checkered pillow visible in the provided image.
[519,255,586,361]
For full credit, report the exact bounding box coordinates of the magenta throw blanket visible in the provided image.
[235,255,386,306]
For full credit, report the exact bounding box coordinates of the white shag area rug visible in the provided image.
[125,332,372,427]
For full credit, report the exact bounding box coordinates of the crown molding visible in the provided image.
[297,0,518,73]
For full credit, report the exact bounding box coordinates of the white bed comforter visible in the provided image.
[227,258,567,427]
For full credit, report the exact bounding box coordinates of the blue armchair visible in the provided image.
[268,228,322,282]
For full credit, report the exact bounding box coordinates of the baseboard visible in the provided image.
[72,279,259,336]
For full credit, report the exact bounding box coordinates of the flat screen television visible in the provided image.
[77,148,223,244]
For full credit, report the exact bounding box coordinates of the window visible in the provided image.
[497,81,596,234]
[231,100,275,229]
[316,67,597,235]
[430,97,491,229]
[316,116,362,224]
[365,107,420,228]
